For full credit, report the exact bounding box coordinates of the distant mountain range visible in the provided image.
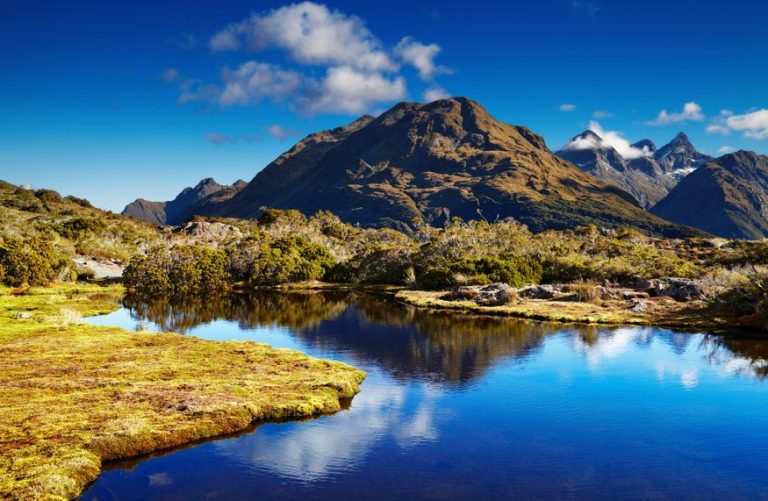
[119,97,768,239]
[556,131,711,208]
[122,178,246,225]
[651,151,768,239]
[133,98,700,237]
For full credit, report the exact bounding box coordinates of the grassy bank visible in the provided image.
[0,284,365,500]
[395,290,734,332]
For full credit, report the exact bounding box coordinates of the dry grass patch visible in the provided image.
[0,284,365,500]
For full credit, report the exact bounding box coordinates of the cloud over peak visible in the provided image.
[562,121,651,160]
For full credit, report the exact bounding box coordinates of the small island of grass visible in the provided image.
[0,285,365,500]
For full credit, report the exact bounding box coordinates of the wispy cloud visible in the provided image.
[647,101,704,126]
[717,145,735,154]
[592,110,613,119]
[268,124,298,141]
[423,86,449,101]
[169,2,448,115]
[394,37,451,81]
[706,108,768,139]
[205,132,235,145]
[559,103,576,112]
[572,0,601,18]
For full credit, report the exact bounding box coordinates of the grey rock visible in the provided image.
[474,283,517,306]
[518,284,556,299]
[14,312,32,319]
[651,277,709,302]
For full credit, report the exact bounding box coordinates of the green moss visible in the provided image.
[0,284,365,500]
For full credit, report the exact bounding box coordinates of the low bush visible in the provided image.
[0,234,62,286]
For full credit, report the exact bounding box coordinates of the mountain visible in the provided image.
[556,131,711,208]
[655,132,712,180]
[198,97,701,238]
[651,151,768,239]
[122,178,245,225]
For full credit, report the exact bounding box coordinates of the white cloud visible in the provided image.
[592,110,613,119]
[588,121,651,159]
[647,101,705,126]
[268,124,297,141]
[209,2,396,72]
[394,37,449,81]
[300,65,406,114]
[562,122,651,160]
[706,109,733,135]
[205,132,234,145]
[218,62,302,106]
[726,109,768,140]
[559,103,576,112]
[175,2,449,115]
[423,86,449,102]
[717,145,734,154]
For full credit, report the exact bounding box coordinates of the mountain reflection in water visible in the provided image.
[82,290,768,500]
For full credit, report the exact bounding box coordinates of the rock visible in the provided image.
[650,277,708,302]
[518,284,556,300]
[72,255,125,280]
[474,283,517,306]
[177,221,243,241]
[627,300,650,313]
[13,312,31,319]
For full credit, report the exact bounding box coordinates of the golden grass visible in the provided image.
[395,290,733,332]
[0,284,365,500]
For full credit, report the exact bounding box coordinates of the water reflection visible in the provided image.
[82,291,768,500]
[115,291,768,384]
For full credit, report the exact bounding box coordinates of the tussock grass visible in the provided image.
[0,284,365,500]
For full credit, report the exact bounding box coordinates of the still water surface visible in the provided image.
[83,292,768,500]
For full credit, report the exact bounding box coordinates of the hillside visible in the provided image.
[203,98,703,238]
[651,151,768,239]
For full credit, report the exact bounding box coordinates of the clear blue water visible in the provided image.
[82,292,768,500]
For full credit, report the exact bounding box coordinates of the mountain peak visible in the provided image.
[632,139,657,152]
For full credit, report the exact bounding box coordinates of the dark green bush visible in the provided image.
[53,217,107,239]
[124,245,231,295]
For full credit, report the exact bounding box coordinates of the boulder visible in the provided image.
[474,283,517,306]
[518,284,556,300]
[650,277,709,302]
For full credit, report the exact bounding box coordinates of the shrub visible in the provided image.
[0,235,61,286]
[124,245,231,295]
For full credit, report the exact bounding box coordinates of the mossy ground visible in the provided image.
[395,290,735,332]
[0,284,365,500]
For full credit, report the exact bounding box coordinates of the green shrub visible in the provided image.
[0,235,61,286]
[124,245,231,295]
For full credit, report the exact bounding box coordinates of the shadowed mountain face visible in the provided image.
[122,178,246,225]
[198,98,701,237]
[556,131,711,208]
[651,151,768,239]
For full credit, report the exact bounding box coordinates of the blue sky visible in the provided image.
[2,0,767,211]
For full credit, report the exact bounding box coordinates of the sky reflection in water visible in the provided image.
[83,292,768,500]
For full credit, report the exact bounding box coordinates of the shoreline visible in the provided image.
[0,284,365,500]
[393,289,752,335]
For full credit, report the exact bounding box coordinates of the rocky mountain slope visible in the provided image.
[556,131,711,208]
[122,178,245,225]
[651,151,768,239]
[199,98,701,237]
